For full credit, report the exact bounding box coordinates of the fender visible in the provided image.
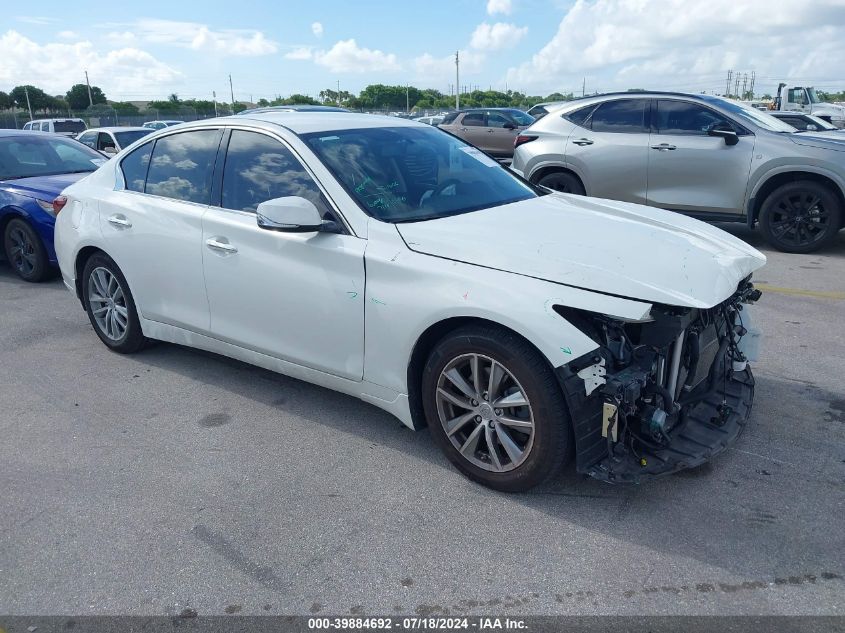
[745,162,845,225]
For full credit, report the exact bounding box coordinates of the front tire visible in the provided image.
[81,253,147,353]
[759,181,842,253]
[422,324,572,492]
[3,218,49,282]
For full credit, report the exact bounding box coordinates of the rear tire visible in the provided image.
[535,171,585,195]
[759,181,842,253]
[422,324,572,492]
[81,253,147,354]
[3,218,49,282]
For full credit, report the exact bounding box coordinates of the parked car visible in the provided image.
[769,111,845,134]
[237,105,349,116]
[22,118,87,137]
[0,130,106,281]
[142,120,184,130]
[512,92,845,253]
[76,127,153,155]
[438,108,534,158]
[526,101,568,120]
[413,115,445,126]
[55,113,764,491]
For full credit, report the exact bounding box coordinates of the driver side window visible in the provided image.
[486,113,510,128]
[220,130,334,219]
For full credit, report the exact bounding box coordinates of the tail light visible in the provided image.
[53,195,68,215]
[514,134,538,149]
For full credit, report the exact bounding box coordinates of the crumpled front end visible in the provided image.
[556,278,762,483]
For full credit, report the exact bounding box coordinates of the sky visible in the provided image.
[2,0,845,103]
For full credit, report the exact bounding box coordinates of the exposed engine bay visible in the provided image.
[557,278,763,482]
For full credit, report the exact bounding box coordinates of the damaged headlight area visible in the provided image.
[555,278,762,483]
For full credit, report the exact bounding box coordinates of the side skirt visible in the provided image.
[138,317,416,429]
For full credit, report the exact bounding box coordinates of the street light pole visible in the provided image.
[455,51,460,110]
[229,74,235,113]
[85,70,93,107]
[24,86,33,121]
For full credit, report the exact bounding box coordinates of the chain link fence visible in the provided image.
[0,104,235,130]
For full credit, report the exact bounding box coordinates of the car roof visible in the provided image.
[209,112,425,134]
[83,127,150,133]
[0,129,55,138]
[26,118,85,122]
[237,105,350,115]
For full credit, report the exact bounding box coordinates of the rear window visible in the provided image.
[440,112,459,125]
[590,100,648,134]
[564,105,597,128]
[115,130,152,147]
[144,130,221,204]
[53,120,87,133]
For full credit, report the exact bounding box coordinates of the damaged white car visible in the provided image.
[54,113,765,491]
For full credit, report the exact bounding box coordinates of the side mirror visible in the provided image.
[256,196,325,233]
[707,124,739,146]
[503,121,517,130]
[806,124,818,131]
[102,146,118,155]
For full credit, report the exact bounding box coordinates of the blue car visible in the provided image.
[0,130,106,281]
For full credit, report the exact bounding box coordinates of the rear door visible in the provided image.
[646,99,754,215]
[455,112,488,149]
[99,128,222,332]
[564,98,649,204]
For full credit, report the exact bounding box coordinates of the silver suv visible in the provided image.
[512,92,845,253]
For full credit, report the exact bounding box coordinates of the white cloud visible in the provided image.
[413,49,486,84]
[506,0,845,93]
[16,16,56,25]
[57,30,79,40]
[311,22,323,37]
[130,19,277,56]
[486,0,512,15]
[470,22,527,50]
[284,46,314,60]
[290,39,400,73]
[0,30,181,97]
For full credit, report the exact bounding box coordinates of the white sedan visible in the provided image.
[54,113,765,491]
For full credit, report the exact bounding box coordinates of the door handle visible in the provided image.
[571,138,594,146]
[107,214,131,228]
[460,127,468,131]
[651,143,677,151]
[205,238,238,254]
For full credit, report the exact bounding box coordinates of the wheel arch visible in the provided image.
[73,245,108,305]
[528,164,586,193]
[406,316,561,431]
[749,170,845,228]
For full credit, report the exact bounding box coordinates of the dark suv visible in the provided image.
[438,108,534,158]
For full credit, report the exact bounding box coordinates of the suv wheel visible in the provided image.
[759,181,842,253]
[421,324,572,492]
[535,171,585,195]
[3,218,49,282]
[81,253,148,353]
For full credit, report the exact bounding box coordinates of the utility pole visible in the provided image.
[582,77,586,97]
[750,71,756,99]
[24,86,33,121]
[406,84,410,113]
[734,74,741,99]
[726,70,733,96]
[741,73,748,99]
[229,74,235,112]
[455,50,460,110]
[213,91,218,117]
[337,79,340,105]
[84,70,93,107]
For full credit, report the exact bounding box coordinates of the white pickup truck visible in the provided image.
[774,83,845,128]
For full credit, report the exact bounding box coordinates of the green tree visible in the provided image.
[0,91,10,109]
[65,83,107,110]
[10,85,52,111]
[111,101,140,115]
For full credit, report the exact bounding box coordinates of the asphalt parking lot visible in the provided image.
[0,226,843,617]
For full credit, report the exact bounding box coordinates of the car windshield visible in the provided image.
[711,99,798,132]
[807,88,821,104]
[0,135,105,180]
[508,110,535,126]
[115,130,152,147]
[53,120,86,133]
[302,126,540,222]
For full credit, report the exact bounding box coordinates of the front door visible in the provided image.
[646,99,755,215]
[201,129,366,380]
[484,111,519,157]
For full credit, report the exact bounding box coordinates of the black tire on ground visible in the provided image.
[421,324,572,492]
[3,218,49,282]
[535,171,585,195]
[758,180,842,253]
[81,252,148,354]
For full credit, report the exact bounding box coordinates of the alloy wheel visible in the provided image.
[8,226,37,276]
[768,191,831,248]
[88,267,129,341]
[435,353,535,472]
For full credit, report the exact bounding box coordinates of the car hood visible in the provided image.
[790,132,845,152]
[396,194,766,309]
[0,172,91,200]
